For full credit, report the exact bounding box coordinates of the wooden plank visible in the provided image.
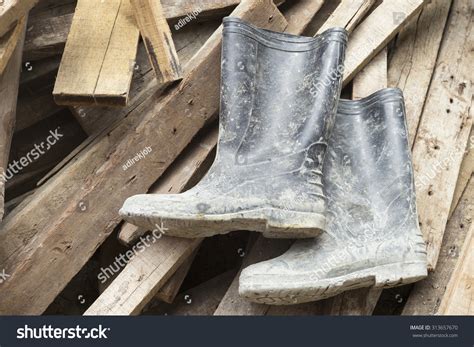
[154,249,198,304]
[0,20,25,221]
[0,16,26,75]
[437,223,473,315]
[449,127,474,218]
[85,236,202,315]
[71,20,219,136]
[39,23,218,189]
[352,48,387,99]
[0,0,37,38]
[412,0,472,270]
[144,270,236,315]
[317,0,376,34]
[342,0,425,85]
[214,237,292,315]
[23,0,242,61]
[388,0,452,146]
[52,0,140,106]
[283,0,323,35]
[131,0,182,84]
[0,0,287,315]
[403,176,473,315]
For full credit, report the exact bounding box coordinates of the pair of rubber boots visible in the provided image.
[120,18,428,305]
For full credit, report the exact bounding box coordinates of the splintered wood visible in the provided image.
[53,0,140,106]
[131,0,182,84]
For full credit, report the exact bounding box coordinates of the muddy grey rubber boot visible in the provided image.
[240,88,428,304]
[119,18,348,239]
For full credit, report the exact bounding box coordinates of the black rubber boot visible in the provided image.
[120,18,348,238]
[240,89,428,304]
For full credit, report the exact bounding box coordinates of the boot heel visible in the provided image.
[262,208,326,238]
[374,262,427,288]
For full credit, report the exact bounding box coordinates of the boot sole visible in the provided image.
[125,208,325,239]
[239,261,427,305]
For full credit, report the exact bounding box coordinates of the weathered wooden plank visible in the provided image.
[85,236,202,315]
[283,0,323,35]
[131,0,182,83]
[388,0,452,146]
[40,24,217,191]
[53,0,140,106]
[144,270,236,315]
[71,20,219,136]
[0,16,26,75]
[437,223,473,315]
[449,127,474,218]
[342,0,425,85]
[0,20,25,221]
[317,0,375,34]
[154,249,198,304]
[22,0,75,61]
[0,0,287,315]
[0,0,37,37]
[403,177,473,315]
[352,48,387,100]
[412,0,472,270]
[23,0,243,61]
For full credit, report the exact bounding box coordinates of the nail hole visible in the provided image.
[446,109,451,114]
[428,190,434,196]
[449,98,453,103]
[460,223,464,229]
[434,145,440,150]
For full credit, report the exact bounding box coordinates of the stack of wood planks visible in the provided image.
[0,0,471,316]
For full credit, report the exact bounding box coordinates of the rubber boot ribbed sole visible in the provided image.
[239,261,427,305]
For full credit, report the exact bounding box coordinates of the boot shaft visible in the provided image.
[218,18,348,168]
[324,88,420,244]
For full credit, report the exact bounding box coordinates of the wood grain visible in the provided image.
[403,176,473,314]
[412,0,473,270]
[53,0,140,106]
[388,0,452,146]
[317,0,376,34]
[342,0,425,85]
[437,223,473,315]
[131,0,182,83]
